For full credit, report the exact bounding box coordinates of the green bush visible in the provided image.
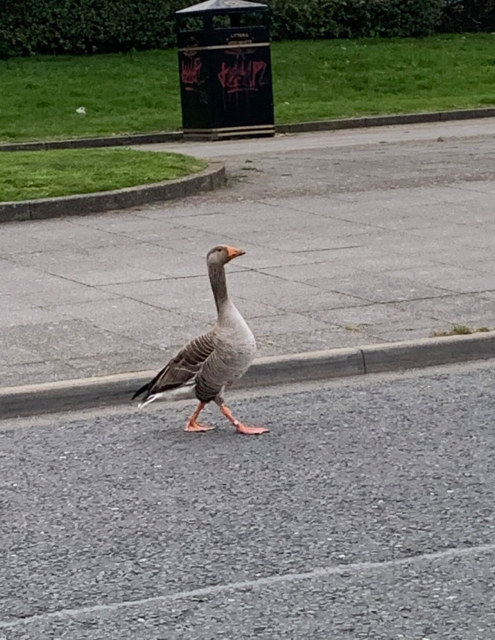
[267,0,445,40]
[440,0,495,33]
[0,0,493,57]
[0,0,186,56]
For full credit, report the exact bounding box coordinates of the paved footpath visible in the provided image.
[2,118,495,388]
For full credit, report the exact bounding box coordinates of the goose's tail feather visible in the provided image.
[132,374,196,408]
[132,382,150,401]
[138,393,160,409]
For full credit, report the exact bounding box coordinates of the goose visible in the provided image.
[132,245,269,436]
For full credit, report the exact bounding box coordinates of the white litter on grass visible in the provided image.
[76,106,87,115]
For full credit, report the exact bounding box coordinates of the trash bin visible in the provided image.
[176,0,275,141]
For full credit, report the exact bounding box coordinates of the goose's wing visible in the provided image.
[132,331,217,400]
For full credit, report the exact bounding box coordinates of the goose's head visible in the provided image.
[207,245,245,266]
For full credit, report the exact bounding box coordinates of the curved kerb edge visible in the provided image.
[0,162,226,223]
[2,107,495,153]
[1,332,494,420]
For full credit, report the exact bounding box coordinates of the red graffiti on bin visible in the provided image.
[181,57,203,89]
[218,59,267,94]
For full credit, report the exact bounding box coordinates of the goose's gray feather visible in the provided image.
[132,331,216,402]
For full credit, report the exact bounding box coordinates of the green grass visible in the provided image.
[1,33,495,143]
[0,49,182,142]
[0,149,207,202]
[274,33,495,122]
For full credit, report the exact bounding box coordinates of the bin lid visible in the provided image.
[176,0,267,16]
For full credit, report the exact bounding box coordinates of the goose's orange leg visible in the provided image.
[219,403,269,435]
[184,402,215,432]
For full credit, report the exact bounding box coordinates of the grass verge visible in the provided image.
[1,33,495,142]
[0,149,207,202]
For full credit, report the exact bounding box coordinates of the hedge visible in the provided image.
[0,0,494,57]
[0,0,185,57]
[268,0,445,40]
[440,0,495,33]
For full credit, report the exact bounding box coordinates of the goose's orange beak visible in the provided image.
[226,246,245,261]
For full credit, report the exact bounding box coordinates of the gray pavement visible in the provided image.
[2,361,495,638]
[2,119,495,388]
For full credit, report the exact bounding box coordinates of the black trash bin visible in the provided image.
[176,0,274,141]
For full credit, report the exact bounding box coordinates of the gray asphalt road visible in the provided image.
[2,362,495,639]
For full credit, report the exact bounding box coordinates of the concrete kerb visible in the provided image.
[2,107,494,222]
[1,332,495,420]
[276,107,495,134]
[0,162,226,222]
[1,107,495,153]
[0,131,183,152]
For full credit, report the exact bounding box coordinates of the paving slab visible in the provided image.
[2,119,495,387]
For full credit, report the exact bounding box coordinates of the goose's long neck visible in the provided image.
[208,262,229,314]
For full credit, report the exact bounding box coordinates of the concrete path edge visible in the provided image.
[0,162,226,223]
[1,107,494,153]
[1,332,494,420]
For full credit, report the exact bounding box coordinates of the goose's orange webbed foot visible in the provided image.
[235,423,270,435]
[184,402,216,433]
[219,403,269,436]
[184,420,215,433]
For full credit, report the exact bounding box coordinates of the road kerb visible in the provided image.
[2,107,495,152]
[0,162,226,223]
[1,333,494,420]
[360,332,495,373]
